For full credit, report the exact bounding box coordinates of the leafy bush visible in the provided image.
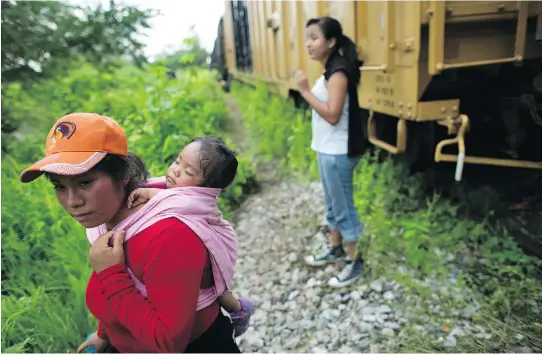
[232,81,542,352]
[1,63,254,353]
[234,82,318,180]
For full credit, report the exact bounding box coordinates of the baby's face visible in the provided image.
[166,142,204,188]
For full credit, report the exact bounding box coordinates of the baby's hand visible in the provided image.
[127,188,162,208]
[128,188,150,208]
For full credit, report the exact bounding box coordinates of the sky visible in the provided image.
[67,0,226,61]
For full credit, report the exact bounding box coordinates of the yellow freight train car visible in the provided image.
[211,0,542,180]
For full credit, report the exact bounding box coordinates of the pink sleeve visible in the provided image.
[145,176,167,189]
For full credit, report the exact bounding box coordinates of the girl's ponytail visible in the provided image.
[338,34,363,85]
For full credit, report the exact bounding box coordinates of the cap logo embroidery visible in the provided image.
[49,121,76,150]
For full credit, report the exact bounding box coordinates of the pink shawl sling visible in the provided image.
[85,177,237,311]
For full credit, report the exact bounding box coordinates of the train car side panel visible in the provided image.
[357,1,422,120]
[223,1,236,71]
[327,1,357,49]
[247,0,259,75]
[218,0,542,173]
[276,0,290,81]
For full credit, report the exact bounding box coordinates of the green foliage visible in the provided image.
[153,29,209,72]
[2,157,93,353]
[232,81,542,352]
[1,0,156,84]
[234,82,318,180]
[1,0,158,152]
[1,64,255,353]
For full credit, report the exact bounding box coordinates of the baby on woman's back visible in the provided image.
[129,136,255,337]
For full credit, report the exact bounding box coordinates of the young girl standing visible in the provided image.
[294,16,367,288]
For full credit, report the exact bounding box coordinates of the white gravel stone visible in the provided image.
[228,178,503,352]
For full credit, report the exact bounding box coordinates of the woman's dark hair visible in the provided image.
[92,152,150,200]
[306,17,363,85]
[188,136,238,189]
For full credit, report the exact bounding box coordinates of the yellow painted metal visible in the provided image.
[427,0,446,75]
[416,100,460,122]
[420,1,540,23]
[247,1,259,75]
[277,1,290,80]
[223,1,236,71]
[222,0,542,170]
[435,115,542,181]
[357,1,421,120]
[427,1,530,74]
[367,110,407,154]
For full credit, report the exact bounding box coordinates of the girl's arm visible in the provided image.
[300,71,349,125]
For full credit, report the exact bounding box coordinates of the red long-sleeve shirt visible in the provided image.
[86,217,219,353]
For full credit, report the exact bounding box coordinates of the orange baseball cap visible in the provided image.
[20,112,128,183]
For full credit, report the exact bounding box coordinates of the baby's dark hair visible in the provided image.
[189,136,238,189]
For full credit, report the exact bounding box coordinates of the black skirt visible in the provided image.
[101,310,241,353]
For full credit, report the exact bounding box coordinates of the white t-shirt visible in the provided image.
[310,75,350,155]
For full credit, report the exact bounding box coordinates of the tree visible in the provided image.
[0,0,159,146]
[1,0,158,84]
[154,26,209,71]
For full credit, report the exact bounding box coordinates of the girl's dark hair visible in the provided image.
[188,136,238,189]
[92,152,150,200]
[306,17,363,85]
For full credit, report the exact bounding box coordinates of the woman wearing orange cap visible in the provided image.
[20,113,241,353]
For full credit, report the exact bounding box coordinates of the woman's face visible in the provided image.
[49,170,126,229]
[305,23,334,61]
[166,142,205,188]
